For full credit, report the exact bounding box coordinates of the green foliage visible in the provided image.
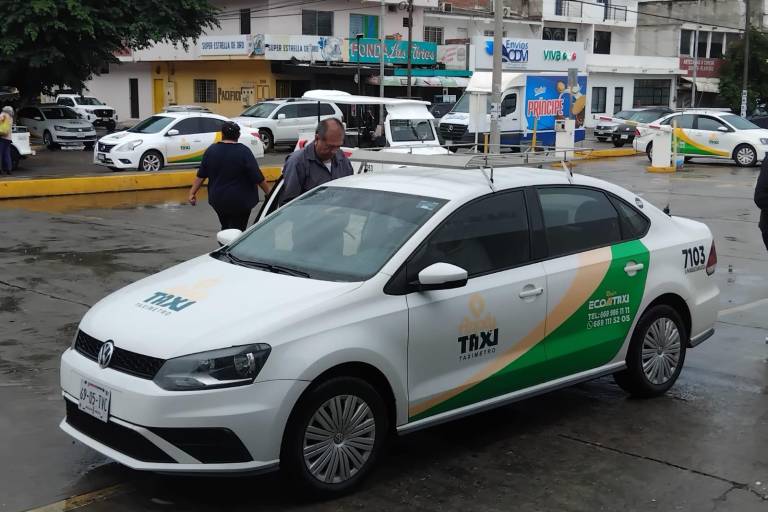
[0,0,219,103]
[719,28,768,113]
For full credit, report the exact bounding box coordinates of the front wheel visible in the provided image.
[734,144,757,167]
[138,150,163,172]
[259,129,274,152]
[281,377,389,497]
[646,142,653,162]
[614,304,687,398]
[43,131,58,150]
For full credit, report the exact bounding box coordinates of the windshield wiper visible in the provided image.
[214,250,310,277]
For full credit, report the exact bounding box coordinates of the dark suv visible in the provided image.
[612,107,673,147]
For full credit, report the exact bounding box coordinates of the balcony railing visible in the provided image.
[605,5,628,21]
[554,0,582,17]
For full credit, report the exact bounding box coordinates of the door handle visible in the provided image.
[519,286,544,299]
[624,262,645,276]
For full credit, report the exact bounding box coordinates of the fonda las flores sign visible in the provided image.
[349,39,437,65]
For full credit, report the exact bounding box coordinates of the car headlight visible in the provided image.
[53,125,68,132]
[760,138,768,145]
[153,343,271,391]
[115,139,143,151]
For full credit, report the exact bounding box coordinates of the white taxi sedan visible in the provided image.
[633,110,768,167]
[60,156,719,496]
[94,112,264,172]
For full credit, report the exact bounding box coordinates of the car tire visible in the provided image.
[108,166,122,172]
[83,143,95,151]
[10,146,20,171]
[107,121,116,132]
[259,129,274,152]
[733,144,757,167]
[138,150,163,172]
[684,156,693,163]
[613,139,626,148]
[43,131,58,150]
[281,376,389,498]
[646,142,653,162]
[596,137,608,142]
[614,304,688,398]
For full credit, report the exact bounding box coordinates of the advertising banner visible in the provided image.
[678,57,723,78]
[438,44,468,70]
[349,39,437,65]
[524,75,588,130]
[473,37,584,72]
[199,35,251,56]
[260,35,344,61]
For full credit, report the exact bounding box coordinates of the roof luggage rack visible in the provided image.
[348,148,575,170]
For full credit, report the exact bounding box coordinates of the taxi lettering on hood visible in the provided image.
[134,278,221,316]
[140,292,196,314]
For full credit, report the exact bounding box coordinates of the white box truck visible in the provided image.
[438,72,588,149]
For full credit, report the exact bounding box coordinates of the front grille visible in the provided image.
[58,135,96,141]
[97,142,116,153]
[440,123,467,140]
[149,427,253,463]
[75,330,165,380]
[65,400,174,463]
[94,109,113,117]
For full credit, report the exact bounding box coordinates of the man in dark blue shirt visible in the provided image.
[279,118,353,206]
[188,121,271,231]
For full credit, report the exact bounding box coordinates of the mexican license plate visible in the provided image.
[79,378,111,422]
[620,134,629,140]
[97,153,106,162]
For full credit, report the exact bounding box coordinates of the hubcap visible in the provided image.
[737,148,754,165]
[261,132,270,146]
[143,154,160,172]
[303,394,375,484]
[641,317,681,385]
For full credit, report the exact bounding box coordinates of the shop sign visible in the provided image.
[438,44,468,70]
[349,39,437,65]
[474,37,584,72]
[260,35,344,61]
[199,35,251,56]
[678,57,723,78]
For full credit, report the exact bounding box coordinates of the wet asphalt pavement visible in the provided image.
[0,156,767,512]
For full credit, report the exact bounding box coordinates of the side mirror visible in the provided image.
[166,129,180,137]
[216,228,242,246]
[415,263,468,291]
[717,126,729,133]
[277,113,286,120]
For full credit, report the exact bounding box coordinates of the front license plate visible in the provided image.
[620,134,629,140]
[77,133,85,138]
[101,117,111,122]
[79,378,111,422]
[97,153,106,162]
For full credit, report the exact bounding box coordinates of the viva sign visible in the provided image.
[349,39,437,65]
[544,49,578,62]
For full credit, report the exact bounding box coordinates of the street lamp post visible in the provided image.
[355,33,364,97]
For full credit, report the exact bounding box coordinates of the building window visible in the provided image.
[194,79,217,103]
[633,79,671,107]
[594,31,611,54]
[424,26,444,44]
[696,31,708,58]
[680,29,693,56]
[591,87,607,114]
[302,10,333,36]
[613,87,623,114]
[543,27,565,41]
[710,32,724,58]
[484,30,507,37]
[403,17,410,28]
[350,14,379,38]
[240,9,251,35]
[567,28,577,41]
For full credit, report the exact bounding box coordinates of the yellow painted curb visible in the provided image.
[575,148,640,159]
[646,166,676,173]
[0,166,283,199]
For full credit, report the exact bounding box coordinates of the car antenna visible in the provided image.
[663,203,671,216]
[561,160,574,184]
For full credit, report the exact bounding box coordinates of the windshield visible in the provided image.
[241,102,279,118]
[41,108,79,120]
[615,110,634,119]
[450,93,491,114]
[226,187,447,281]
[75,97,104,106]
[722,114,760,130]
[128,116,176,134]
[390,119,436,142]
[629,111,666,123]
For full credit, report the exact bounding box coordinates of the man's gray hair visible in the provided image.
[316,117,344,139]
[2,106,13,116]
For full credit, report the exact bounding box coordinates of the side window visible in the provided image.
[275,105,299,119]
[321,103,336,116]
[696,116,728,132]
[501,94,517,116]
[173,118,201,135]
[609,196,650,240]
[298,104,320,118]
[408,191,530,279]
[199,117,226,133]
[537,187,621,257]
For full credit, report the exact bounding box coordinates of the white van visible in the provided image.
[439,72,588,149]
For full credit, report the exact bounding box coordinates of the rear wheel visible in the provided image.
[259,129,274,152]
[614,304,687,397]
[613,139,626,148]
[646,142,653,162]
[734,144,757,167]
[138,150,163,172]
[281,376,388,497]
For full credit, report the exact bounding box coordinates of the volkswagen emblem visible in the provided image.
[448,125,454,132]
[97,341,114,369]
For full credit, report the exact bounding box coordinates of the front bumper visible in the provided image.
[60,348,308,473]
[93,148,138,169]
[53,133,98,146]
[594,128,616,138]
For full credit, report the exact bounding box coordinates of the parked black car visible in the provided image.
[747,105,768,129]
[612,107,674,147]
[430,102,456,119]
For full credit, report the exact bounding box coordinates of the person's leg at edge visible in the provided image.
[0,139,12,175]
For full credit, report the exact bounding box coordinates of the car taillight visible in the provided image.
[251,131,260,140]
[635,129,641,137]
[706,242,717,275]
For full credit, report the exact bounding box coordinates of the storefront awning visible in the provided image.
[680,76,720,93]
[366,75,469,88]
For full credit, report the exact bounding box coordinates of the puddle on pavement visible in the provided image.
[0,188,208,213]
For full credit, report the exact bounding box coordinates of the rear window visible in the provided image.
[721,114,760,130]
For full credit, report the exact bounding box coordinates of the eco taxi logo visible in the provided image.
[587,290,632,330]
[457,294,499,361]
[136,278,221,317]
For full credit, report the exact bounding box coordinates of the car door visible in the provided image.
[405,190,549,422]
[661,113,696,157]
[24,108,45,138]
[165,117,206,165]
[689,115,735,160]
[272,104,300,143]
[198,116,225,151]
[535,186,650,377]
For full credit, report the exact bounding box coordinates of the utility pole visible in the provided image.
[379,0,386,123]
[690,0,701,108]
[406,0,414,98]
[742,0,750,117]
[489,0,503,153]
